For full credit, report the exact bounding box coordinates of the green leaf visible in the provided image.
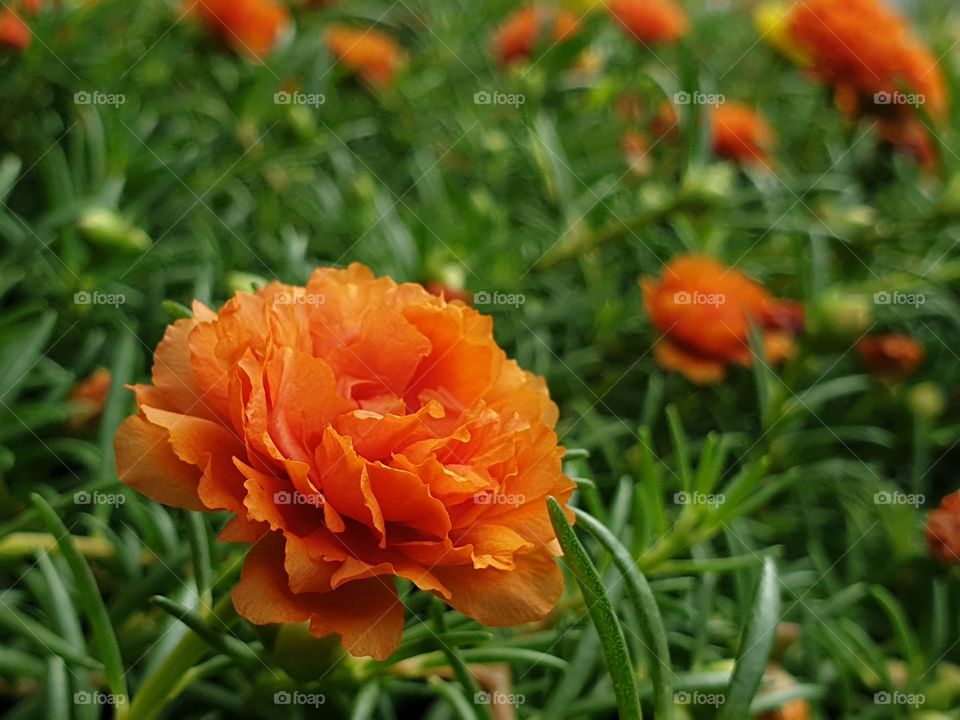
[30,494,129,714]
[572,506,674,720]
[547,497,643,720]
[716,558,780,720]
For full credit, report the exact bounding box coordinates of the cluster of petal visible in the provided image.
[607,0,687,45]
[711,103,776,168]
[188,0,289,59]
[927,491,960,565]
[786,0,946,165]
[491,5,582,66]
[857,333,924,381]
[325,25,404,88]
[642,255,804,384]
[115,264,574,660]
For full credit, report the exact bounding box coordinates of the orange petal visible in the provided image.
[653,339,727,384]
[114,416,205,511]
[434,548,564,626]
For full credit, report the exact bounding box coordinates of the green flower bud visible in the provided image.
[908,382,946,421]
[78,208,150,251]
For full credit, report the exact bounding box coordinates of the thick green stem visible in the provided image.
[128,593,238,720]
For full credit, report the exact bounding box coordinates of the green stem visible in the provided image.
[128,593,238,720]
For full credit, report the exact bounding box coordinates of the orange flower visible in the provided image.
[326,25,403,88]
[712,103,776,167]
[927,491,960,565]
[188,0,289,59]
[0,9,30,51]
[642,255,804,384]
[858,333,924,381]
[114,264,574,660]
[607,0,687,45]
[68,368,112,433]
[755,666,810,720]
[786,0,946,166]
[491,5,582,66]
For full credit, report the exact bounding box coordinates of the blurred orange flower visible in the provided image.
[712,103,776,168]
[858,333,925,381]
[642,255,804,384]
[326,25,404,88]
[607,0,687,45]
[68,368,112,433]
[189,0,289,59]
[786,0,946,166]
[491,5,582,66]
[0,9,31,51]
[115,263,573,660]
[927,491,960,565]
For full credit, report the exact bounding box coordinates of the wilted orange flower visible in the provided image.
[858,333,924,381]
[326,25,403,88]
[642,255,804,384]
[68,368,112,432]
[712,103,776,167]
[927,491,960,565]
[491,5,582,66]
[0,9,30,51]
[188,0,289,59]
[115,263,574,660]
[785,0,946,166]
[607,0,687,45]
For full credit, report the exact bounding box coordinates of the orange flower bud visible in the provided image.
[0,10,30,51]
[712,103,776,168]
[188,0,289,59]
[491,5,582,66]
[607,0,687,45]
[857,333,925,381]
[927,491,960,565]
